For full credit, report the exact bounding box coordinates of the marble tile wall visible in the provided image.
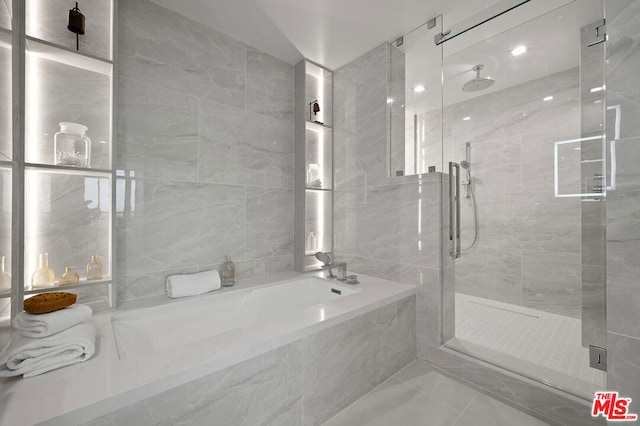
[116,0,294,302]
[605,0,640,410]
[83,296,415,425]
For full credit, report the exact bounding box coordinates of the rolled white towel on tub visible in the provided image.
[0,321,96,378]
[12,305,93,338]
[165,270,221,299]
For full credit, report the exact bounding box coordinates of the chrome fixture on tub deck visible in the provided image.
[315,252,359,284]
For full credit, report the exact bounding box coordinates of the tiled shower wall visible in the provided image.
[420,68,584,318]
[333,43,447,355]
[115,0,294,302]
[605,0,640,410]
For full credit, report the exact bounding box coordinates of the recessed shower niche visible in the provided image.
[294,60,333,272]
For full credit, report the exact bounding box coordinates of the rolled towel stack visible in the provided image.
[166,269,221,298]
[1,305,96,378]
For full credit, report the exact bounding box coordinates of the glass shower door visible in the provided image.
[440,0,607,398]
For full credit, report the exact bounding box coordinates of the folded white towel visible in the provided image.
[166,269,221,299]
[0,321,96,378]
[12,305,93,338]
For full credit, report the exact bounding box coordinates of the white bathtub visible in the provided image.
[112,276,359,359]
[0,272,415,425]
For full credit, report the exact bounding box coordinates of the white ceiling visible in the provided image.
[150,0,512,70]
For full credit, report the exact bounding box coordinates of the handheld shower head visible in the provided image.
[460,160,471,169]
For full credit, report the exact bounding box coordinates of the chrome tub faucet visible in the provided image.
[315,252,359,284]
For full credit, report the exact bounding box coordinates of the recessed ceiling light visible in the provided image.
[414,84,426,93]
[543,96,553,101]
[386,98,394,104]
[463,116,471,121]
[511,45,527,56]
[591,86,604,93]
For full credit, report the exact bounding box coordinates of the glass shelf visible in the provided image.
[24,277,112,295]
[26,36,113,75]
[305,120,332,130]
[26,162,112,176]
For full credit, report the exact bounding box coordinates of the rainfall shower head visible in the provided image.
[463,65,495,93]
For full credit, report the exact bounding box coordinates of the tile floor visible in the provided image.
[323,360,552,426]
[453,293,605,396]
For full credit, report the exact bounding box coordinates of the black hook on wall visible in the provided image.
[67,2,86,51]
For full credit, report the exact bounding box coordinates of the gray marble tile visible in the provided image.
[302,296,416,426]
[415,267,442,348]
[393,360,478,412]
[245,187,293,260]
[418,344,601,426]
[198,98,293,189]
[118,0,246,108]
[323,377,461,426]
[116,179,245,277]
[26,0,111,60]
[234,255,294,279]
[520,126,582,194]
[455,246,522,305]
[453,392,550,426]
[352,181,440,268]
[460,136,522,196]
[607,332,640,411]
[88,341,303,426]
[512,191,581,254]
[235,111,294,189]
[246,47,294,122]
[606,0,640,140]
[521,251,581,318]
[117,77,198,181]
[606,238,640,339]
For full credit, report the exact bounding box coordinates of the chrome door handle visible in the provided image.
[449,162,461,259]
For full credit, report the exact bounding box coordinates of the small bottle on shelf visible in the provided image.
[0,256,10,292]
[86,255,103,281]
[58,266,80,286]
[31,253,56,289]
[221,255,236,287]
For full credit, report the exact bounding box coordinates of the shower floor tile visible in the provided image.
[451,293,606,396]
[322,360,552,426]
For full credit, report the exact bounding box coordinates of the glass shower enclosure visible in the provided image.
[390,0,608,399]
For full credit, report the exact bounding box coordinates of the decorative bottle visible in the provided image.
[54,122,91,167]
[31,253,56,289]
[58,266,80,286]
[86,255,103,281]
[221,255,236,287]
[0,256,10,292]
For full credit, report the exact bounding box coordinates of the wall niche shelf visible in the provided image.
[0,0,116,323]
[294,60,333,272]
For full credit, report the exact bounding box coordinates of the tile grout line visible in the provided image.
[450,392,480,426]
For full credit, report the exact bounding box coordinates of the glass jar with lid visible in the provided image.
[54,122,91,167]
